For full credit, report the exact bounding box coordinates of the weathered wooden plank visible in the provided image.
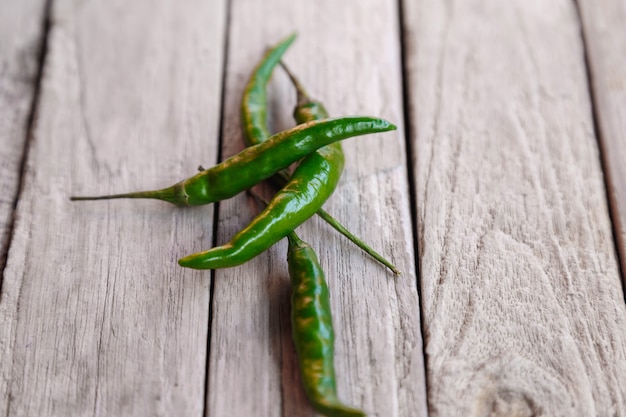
[205,0,427,416]
[0,0,47,273]
[0,1,226,415]
[0,0,49,412]
[403,0,626,415]
[578,0,626,284]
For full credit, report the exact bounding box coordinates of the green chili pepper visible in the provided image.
[70,116,395,206]
[287,232,366,417]
[240,33,296,149]
[238,35,399,274]
[245,190,365,416]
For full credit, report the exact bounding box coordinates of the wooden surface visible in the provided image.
[1,0,224,415]
[405,0,626,415]
[1,1,625,416]
[578,0,626,283]
[0,0,47,275]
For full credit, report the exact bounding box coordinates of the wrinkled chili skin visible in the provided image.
[287,233,366,417]
[72,116,394,207]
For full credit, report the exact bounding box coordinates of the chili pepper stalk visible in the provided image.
[70,116,395,206]
[280,61,401,274]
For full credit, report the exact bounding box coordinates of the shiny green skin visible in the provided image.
[183,116,389,205]
[177,140,341,268]
[287,233,366,417]
[241,33,296,148]
[177,117,395,269]
[71,117,394,207]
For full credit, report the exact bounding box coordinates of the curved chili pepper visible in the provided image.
[287,232,366,417]
[240,33,296,148]
[70,116,395,206]
[246,186,367,416]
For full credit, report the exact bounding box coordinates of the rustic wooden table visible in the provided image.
[2,0,626,416]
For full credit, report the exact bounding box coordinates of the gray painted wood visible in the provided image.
[403,0,626,415]
[0,0,226,415]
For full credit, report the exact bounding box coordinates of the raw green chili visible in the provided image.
[70,116,395,206]
[287,232,366,417]
[240,32,296,149]
[238,35,399,274]
[245,190,365,416]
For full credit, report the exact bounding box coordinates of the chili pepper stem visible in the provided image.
[315,208,400,275]
[70,182,188,206]
[247,189,400,275]
[279,60,311,107]
[286,231,304,248]
[72,116,395,209]
[280,63,400,276]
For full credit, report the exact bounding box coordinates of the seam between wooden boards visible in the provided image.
[397,0,431,414]
[572,0,626,300]
[0,0,52,296]
[204,0,233,416]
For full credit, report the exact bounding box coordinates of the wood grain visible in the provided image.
[0,0,48,411]
[403,0,626,415]
[5,0,625,415]
[206,0,427,416]
[578,0,626,285]
[0,0,47,274]
[0,0,226,415]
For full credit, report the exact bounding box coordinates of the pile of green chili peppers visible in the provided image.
[72,33,398,417]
